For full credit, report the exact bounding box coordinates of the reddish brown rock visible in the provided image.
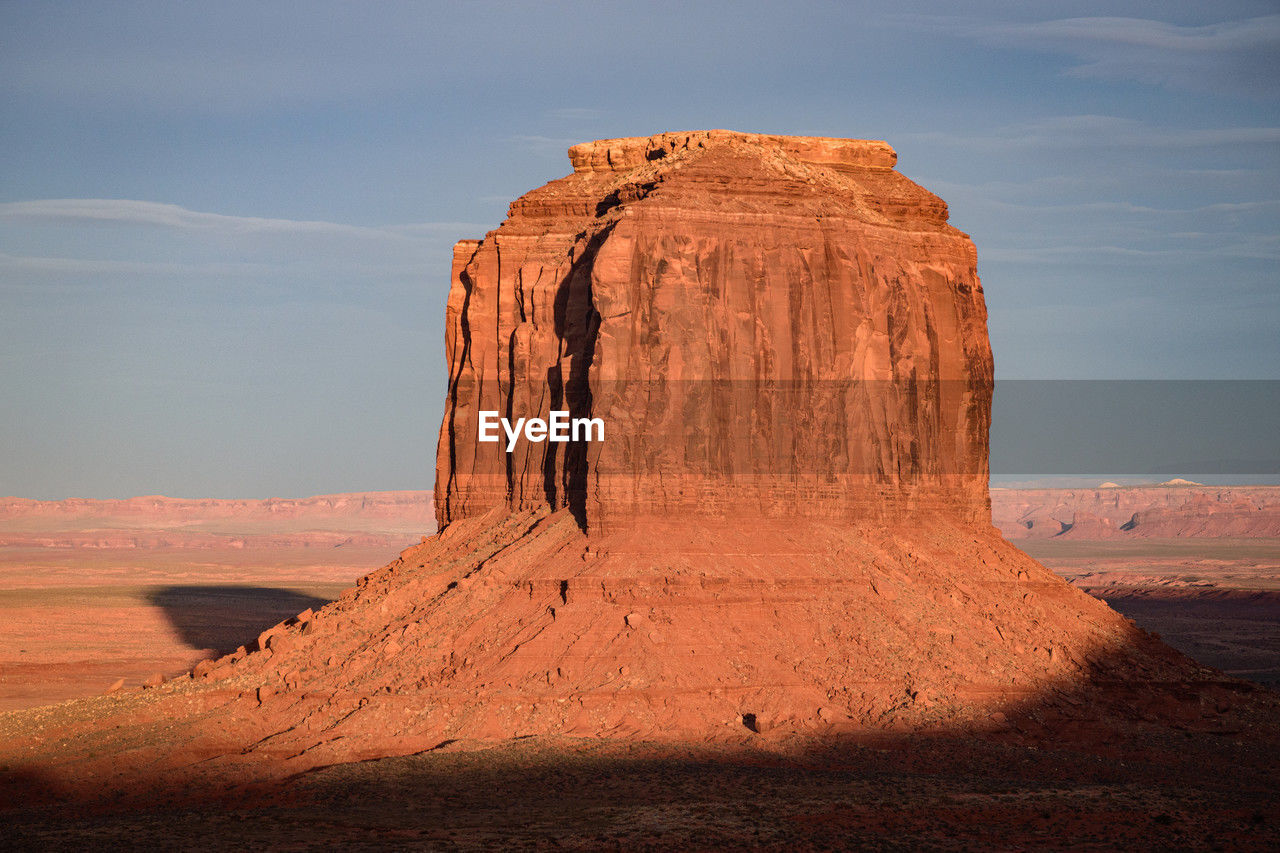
[181,132,1220,761]
[435,130,992,529]
[0,132,1262,801]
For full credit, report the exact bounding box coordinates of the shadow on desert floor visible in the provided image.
[1101,590,1280,688]
[5,726,1279,849]
[3,628,1279,849]
[145,585,333,657]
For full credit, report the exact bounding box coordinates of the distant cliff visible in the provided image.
[992,485,1280,539]
[0,491,436,549]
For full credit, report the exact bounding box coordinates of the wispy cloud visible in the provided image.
[954,196,1280,217]
[0,199,486,242]
[926,169,1264,196]
[0,250,275,277]
[904,115,1280,152]
[0,249,450,283]
[984,15,1280,54]
[0,200,492,289]
[983,235,1280,265]
[911,14,1280,95]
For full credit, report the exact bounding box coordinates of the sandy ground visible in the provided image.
[0,493,438,711]
[3,491,1273,712]
[2,533,1277,711]
[0,545,388,711]
[1,506,1278,848]
[1022,538,1280,688]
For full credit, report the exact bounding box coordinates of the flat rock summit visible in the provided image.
[2,132,1270,802]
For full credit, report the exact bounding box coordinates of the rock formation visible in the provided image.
[0,492,436,549]
[436,130,992,529]
[992,485,1280,539]
[0,132,1257,798]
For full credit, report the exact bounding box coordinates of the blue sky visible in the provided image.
[1,1,1277,498]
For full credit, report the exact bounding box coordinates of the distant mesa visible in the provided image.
[993,483,1280,540]
[1159,478,1203,486]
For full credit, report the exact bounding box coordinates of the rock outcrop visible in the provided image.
[0,133,1257,801]
[435,130,992,529]
[151,133,1227,748]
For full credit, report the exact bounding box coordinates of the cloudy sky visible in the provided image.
[2,1,1277,498]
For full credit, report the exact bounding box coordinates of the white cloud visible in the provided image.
[936,14,1280,94]
[904,115,1280,152]
[0,199,487,242]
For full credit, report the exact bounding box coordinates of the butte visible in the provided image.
[0,131,1264,797]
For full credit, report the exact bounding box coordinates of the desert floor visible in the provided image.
[7,732,1279,850]
[3,533,1276,711]
[1023,538,1280,688]
[2,506,1277,849]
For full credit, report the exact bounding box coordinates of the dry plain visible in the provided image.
[3,488,1278,849]
[2,488,1276,710]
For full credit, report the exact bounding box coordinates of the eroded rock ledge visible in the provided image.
[567,130,898,173]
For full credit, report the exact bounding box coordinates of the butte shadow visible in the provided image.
[145,585,334,657]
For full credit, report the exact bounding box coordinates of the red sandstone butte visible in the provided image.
[0,132,1262,799]
[436,130,992,527]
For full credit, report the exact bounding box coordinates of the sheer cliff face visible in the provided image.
[435,131,993,529]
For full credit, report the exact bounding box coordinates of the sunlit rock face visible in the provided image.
[435,131,993,530]
[2,134,1243,797]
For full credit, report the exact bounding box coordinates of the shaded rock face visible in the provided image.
[435,131,993,530]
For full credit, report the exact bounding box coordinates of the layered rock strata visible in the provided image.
[1,133,1257,798]
[435,130,992,529]
[992,485,1280,539]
